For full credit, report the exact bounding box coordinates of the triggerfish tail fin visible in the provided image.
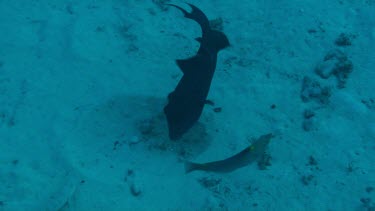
[165,3,210,35]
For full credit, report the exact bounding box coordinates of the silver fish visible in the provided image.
[185,133,273,173]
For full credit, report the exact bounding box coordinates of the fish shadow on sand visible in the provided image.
[75,95,211,159]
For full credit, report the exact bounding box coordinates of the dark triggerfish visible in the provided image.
[164,3,230,140]
[185,133,273,173]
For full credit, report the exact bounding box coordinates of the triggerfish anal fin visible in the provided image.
[184,133,273,173]
[176,55,207,74]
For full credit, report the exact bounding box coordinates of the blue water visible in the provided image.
[0,1,374,210]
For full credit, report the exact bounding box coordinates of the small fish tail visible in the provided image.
[184,161,198,173]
